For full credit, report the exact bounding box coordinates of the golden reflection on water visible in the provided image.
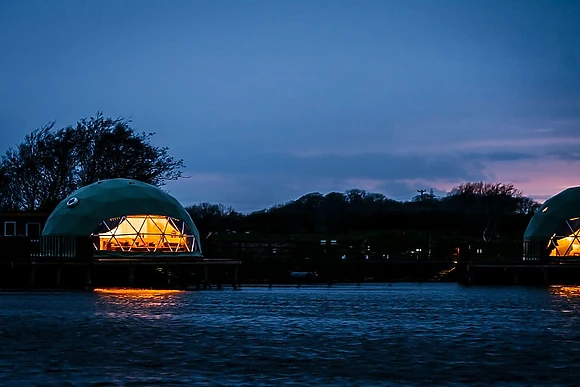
[549,286,580,299]
[94,288,182,298]
[93,288,184,315]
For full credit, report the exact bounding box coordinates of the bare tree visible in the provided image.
[0,112,184,211]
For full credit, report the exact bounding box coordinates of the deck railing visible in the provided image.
[0,236,93,262]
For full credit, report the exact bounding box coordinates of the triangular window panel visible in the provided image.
[90,214,198,254]
[549,218,580,257]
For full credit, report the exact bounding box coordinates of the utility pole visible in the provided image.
[417,189,427,202]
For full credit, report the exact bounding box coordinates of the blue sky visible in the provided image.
[1,0,579,211]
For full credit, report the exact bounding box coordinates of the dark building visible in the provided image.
[0,212,49,238]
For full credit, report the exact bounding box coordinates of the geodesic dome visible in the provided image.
[524,186,580,258]
[43,179,201,256]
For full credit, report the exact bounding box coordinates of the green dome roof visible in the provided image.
[524,186,580,242]
[43,179,201,251]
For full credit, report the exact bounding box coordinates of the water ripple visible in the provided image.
[0,284,579,386]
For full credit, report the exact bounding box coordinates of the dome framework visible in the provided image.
[43,179,201,256]
[92,215,197,253]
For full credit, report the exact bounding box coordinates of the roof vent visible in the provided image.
[67,197,79,208]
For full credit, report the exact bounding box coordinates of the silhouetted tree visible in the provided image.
[0,112,184,211]
[444,181,539,241]
[444,182,537,215]
[186,203,239,233]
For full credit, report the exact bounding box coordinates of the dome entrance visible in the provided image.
[91,215,196,253]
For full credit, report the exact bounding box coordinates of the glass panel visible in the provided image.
[549,218,580,257]
[4,222,15,236]
[90,215,197,253]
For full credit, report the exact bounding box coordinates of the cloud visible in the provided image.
[191,150,485,182]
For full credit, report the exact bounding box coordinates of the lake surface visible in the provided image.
[1,283,579,386]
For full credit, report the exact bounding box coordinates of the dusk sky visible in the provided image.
[1,0,579,212]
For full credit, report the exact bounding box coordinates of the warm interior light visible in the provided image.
[91,215,196,253]
[542,206,549,213]
[549,219,580,257]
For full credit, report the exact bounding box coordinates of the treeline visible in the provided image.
[2,113,541,244]
[186,183,540,242]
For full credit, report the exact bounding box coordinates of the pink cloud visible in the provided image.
[482,158,580,202]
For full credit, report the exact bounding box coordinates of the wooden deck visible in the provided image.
[0,236,241,289]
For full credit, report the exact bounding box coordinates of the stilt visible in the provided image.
[203,265,208,290]
[56,267,61,286]
[216,267,222,290]
[233,265,239,290]
[543,268,548,284]
[195,268,201,290]
[86,266,92,286]
[466,265,473,285]
[29,266,35,286]
[165,265,171,287]
[179,266,188,290]
[129,265,135,287]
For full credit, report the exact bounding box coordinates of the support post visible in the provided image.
[216,267,222,290]
[29,266,35,286]
[233,265,239,290]
[129,265,135,287]
[56,267,61,286]
[86,265,92,287]
[165,264,171,287]
[543,267,548,284]
[203,265,208,290]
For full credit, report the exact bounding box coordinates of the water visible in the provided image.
[1,284,579,386]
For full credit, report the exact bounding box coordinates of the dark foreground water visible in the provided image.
[1,284,580,386]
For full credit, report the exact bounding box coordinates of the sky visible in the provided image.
[1,0,579,212]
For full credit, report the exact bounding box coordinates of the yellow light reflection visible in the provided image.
[94,287,182,299]
[550,286,580,298]
[94,288,184,318]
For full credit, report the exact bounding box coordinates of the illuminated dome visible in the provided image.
[524,186,580,258]
[43,179,201,256]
